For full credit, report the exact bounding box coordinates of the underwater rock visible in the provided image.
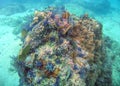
[13,7,110,86]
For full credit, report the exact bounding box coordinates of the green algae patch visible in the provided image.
[21,29,28,39]
[18,44,31,61]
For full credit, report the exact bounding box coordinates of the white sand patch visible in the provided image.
[0,25,21,86]
[0,8,33,85]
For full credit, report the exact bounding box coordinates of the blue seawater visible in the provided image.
[0,0,120,86]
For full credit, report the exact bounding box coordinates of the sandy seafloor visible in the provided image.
[0,0,120,86]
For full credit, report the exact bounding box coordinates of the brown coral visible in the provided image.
[62,11,70,19]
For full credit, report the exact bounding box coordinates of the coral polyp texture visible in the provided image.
[15,7,106,86]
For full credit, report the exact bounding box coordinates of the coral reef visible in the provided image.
[13,7,110,86]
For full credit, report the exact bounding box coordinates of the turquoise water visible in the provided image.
[0,0,120,86]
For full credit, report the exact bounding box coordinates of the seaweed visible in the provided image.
[66,69,72,81]
[18,45,31,61]
[10,56,25,71]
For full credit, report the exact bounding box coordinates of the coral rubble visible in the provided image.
[14,7,107,86]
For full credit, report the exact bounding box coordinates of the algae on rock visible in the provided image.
[13,7,110,86]
[18,44,31,61]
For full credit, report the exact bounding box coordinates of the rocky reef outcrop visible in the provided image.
[13,7,111,86]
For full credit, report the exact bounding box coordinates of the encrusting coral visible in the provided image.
[13,6,108,86]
